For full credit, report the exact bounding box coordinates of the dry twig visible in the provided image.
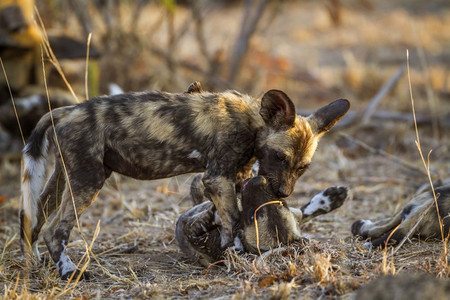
[362,66,405,125]
[227,0,270,84]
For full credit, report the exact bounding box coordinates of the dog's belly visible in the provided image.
[104,147,206,180]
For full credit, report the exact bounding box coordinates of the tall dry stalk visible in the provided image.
[0,58,25,146]
[406,49,447,271]
[85,33,92,100]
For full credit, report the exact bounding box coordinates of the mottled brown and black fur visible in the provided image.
[352,185,450,248]
[176,175,348,266]
[21,83,349,279]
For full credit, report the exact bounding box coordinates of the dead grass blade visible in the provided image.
[362,66,405,125]
[85,33,92,100]
[34,6,79,103]
[1,234,17,262]
[40,45,82,236]
[392,200,434,255]
[381,247,396,275]
[407,48,447,269]
[37,14,109,285]
[0,57,25,146]
[254,200,284,256]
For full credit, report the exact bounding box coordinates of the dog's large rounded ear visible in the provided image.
[308,99,350,134]
[260,90,296,129]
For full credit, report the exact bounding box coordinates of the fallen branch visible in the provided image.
[362,66,405,124]
[227,0,270,84]
[338,132,434,177]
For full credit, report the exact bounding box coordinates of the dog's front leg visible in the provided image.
[202,173,239,248]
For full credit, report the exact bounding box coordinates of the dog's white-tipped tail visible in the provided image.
[20,119,50,261]
[20,158,33,262]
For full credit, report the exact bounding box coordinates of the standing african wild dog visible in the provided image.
[176,175,349,266]
[352,185,450,248]
[20,82,349,279]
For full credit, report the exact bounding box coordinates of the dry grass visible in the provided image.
[1,131,448,298]
[1,0,449,298]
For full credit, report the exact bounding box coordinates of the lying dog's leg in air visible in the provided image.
[175,201,223,266]
[190,173,207,205]
[297,186,348,224]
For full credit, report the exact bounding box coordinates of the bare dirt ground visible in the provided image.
[1,0,449,298]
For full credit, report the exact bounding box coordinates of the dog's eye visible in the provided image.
[297,164,309,174]
[275,151,286,162]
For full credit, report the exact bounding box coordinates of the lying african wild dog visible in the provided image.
[352,185,450,248]
[176,175,349,266]
[20,81,349,280]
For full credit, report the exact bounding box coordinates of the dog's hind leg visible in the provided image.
[367,212,425,248]
[42,162,110,280]
[362,197,437,248]
[351,214,403,240]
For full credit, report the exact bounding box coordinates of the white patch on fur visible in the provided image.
[236,196,243,213]
[220,232,230,248]
[302,191,330,216]
[32,242,41,261]
[288,207,303,221]
[188,150,201,159]
[57,240,77,276]
[251,161,259,176]
[233,236,244,251]
[21,137,49,229]
[358,220,374,233]
[285,211,301,239]
[402,206,418,219]
[213,211,222,225]
[364,241,373,251]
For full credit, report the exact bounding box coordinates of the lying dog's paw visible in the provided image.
[302,186,348,217]
[323,186,348,209]
[61,269,90,281]
[351,219,372,239]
